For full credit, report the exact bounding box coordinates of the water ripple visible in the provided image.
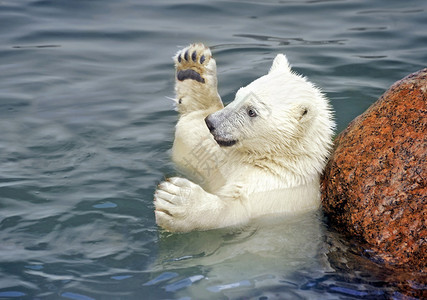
[235,33,347,45]
[0,0,425,298]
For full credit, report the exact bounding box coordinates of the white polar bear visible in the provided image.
[154,43,335,233]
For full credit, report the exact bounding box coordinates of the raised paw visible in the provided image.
[174,43,212,83]
[173,43,223,114]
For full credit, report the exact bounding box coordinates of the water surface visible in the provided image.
[0,0,426,299]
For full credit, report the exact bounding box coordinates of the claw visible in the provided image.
[155,209,172,217]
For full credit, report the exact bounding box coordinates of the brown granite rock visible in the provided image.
[321,69,427,296]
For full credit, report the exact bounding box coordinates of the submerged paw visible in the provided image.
[174,43,211,83]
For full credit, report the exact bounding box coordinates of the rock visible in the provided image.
[321,68,426,296]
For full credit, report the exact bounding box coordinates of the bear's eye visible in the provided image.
[247,109,257,118]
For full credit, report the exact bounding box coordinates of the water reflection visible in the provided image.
[150,211,331,298]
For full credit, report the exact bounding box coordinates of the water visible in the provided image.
[0,0,425,299]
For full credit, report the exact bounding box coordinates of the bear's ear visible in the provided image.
[269,54,291,74]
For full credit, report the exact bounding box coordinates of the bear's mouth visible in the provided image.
[214,137,237,147]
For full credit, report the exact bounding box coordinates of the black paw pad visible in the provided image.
[177,69,205,83]
[191,51,197,62]
[200,55,205,64]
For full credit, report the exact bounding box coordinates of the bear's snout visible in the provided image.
[205,115,215,132]
[204,114,237,147]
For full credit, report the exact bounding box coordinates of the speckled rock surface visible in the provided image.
[321,69,426,296]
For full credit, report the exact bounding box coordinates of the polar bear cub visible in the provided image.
[154,43,334,232]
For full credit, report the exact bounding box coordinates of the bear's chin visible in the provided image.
[214,138,237,147]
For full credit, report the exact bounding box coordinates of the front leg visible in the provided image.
[172,44,228,187]
[154,177,246,232]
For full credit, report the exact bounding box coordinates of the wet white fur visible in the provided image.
[154,44,335,232]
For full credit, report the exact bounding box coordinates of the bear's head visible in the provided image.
[205,54,335,176]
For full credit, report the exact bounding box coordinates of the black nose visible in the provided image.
[205,115,215,132]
